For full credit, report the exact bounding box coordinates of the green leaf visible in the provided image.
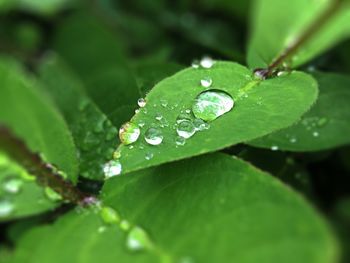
[0,152,58,222]
[38,55,119,180]
[133,62,185,96]
[247,0,350,69]
[18,0,73,15]
[53,13,140,128]
[116,61,318,174]
[248,72,350,151]
[0,58,78,182]
[10,154,338,262]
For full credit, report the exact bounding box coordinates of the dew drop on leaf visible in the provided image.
[103,160,122,179]
[2,177,23,194]
[192,90,234,122]
[0,199,14,218]
[137,98,146,108]
[126,226,153,252]
[200,77,212,88]
[176,120,196,139]
[119,122,141,145]
[313,131,319,137]
[200,56,215,68]
[145,152,154,160]
[144,128,163,145]
[191,59,200,69]
[100,206,120,224]
[271,146,279,151]
[175,136,186,146]
[120,220,131,231]
[160,99,168,107]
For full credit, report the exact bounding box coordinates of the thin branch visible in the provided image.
[262,0,343,77]
[0,126,96,206]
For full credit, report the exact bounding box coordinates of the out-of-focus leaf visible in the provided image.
[0,58,78,182]
[247,0,350,69]
[9,154,338,263]
[249,72,350,151]
[39,55,119,180]
[53,13,140,128]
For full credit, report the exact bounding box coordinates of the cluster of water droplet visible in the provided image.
[104,56,236,179]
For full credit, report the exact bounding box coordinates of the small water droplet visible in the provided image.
[98,226,106,233]
[175,136,186,146]
[145,152,154,160]
[176,113,192,124]
[253,68,269,80]
[200,56,215,69]
[0,199,14,218]
[119,122,140,145]
[135,109,140,114]
[3,177,23,194]
[290,137,297,143]
[176,120,196,139]
[126,226,153,252]
[191,60,200,69]
[103,160,122,179]
[192,90,234,122]
[100,206,120,224]
[160,99,168,107]
[138,121,145,128]
[277,71,287,77]
[313,131,319,137]
[155,113,163,121]
[44,187,62,201]
[271,146,279,151]
[144,128,163,145]
[317,117,328,127]
[137,98,147,108]
[120,220,131,231]
[200,77,212,88]
[193,118,210,131]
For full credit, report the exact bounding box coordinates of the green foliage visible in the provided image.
[117,62,317,174]
[9,154,339,263]
[0,0,349,262]
[249,72,350,151]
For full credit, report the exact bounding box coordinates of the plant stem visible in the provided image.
[0,126,96,206]
[265,0,343,76]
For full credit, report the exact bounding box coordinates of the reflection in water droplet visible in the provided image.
[176,120,196,139]
[126,226,153,252]
[100,206,120,224]
[0,199,14,218]
[144,128,163,145]
[200,56,215,68]
[119,122,140,145]
[137,98,146,108]
[3,177,23,194]
[145,152,154,160]
[200,77,212,88]
[103,160,122,179]
[45,187,62,201]
[175,136,186,146]
[192,90,234,122]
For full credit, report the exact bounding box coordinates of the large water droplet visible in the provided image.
[176,120,196,139]
[3,177,23,194]
[119,122,140,145]
[100,206,120,224]
[200,77,212,88]
[200,56,215,68]
[126,226,153,252]
[192,90,234,122]
[137,98,147,108]
[0,199,14,218]
[45,187,62,201]
[144,128,163,145]
[103,160,122,179]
